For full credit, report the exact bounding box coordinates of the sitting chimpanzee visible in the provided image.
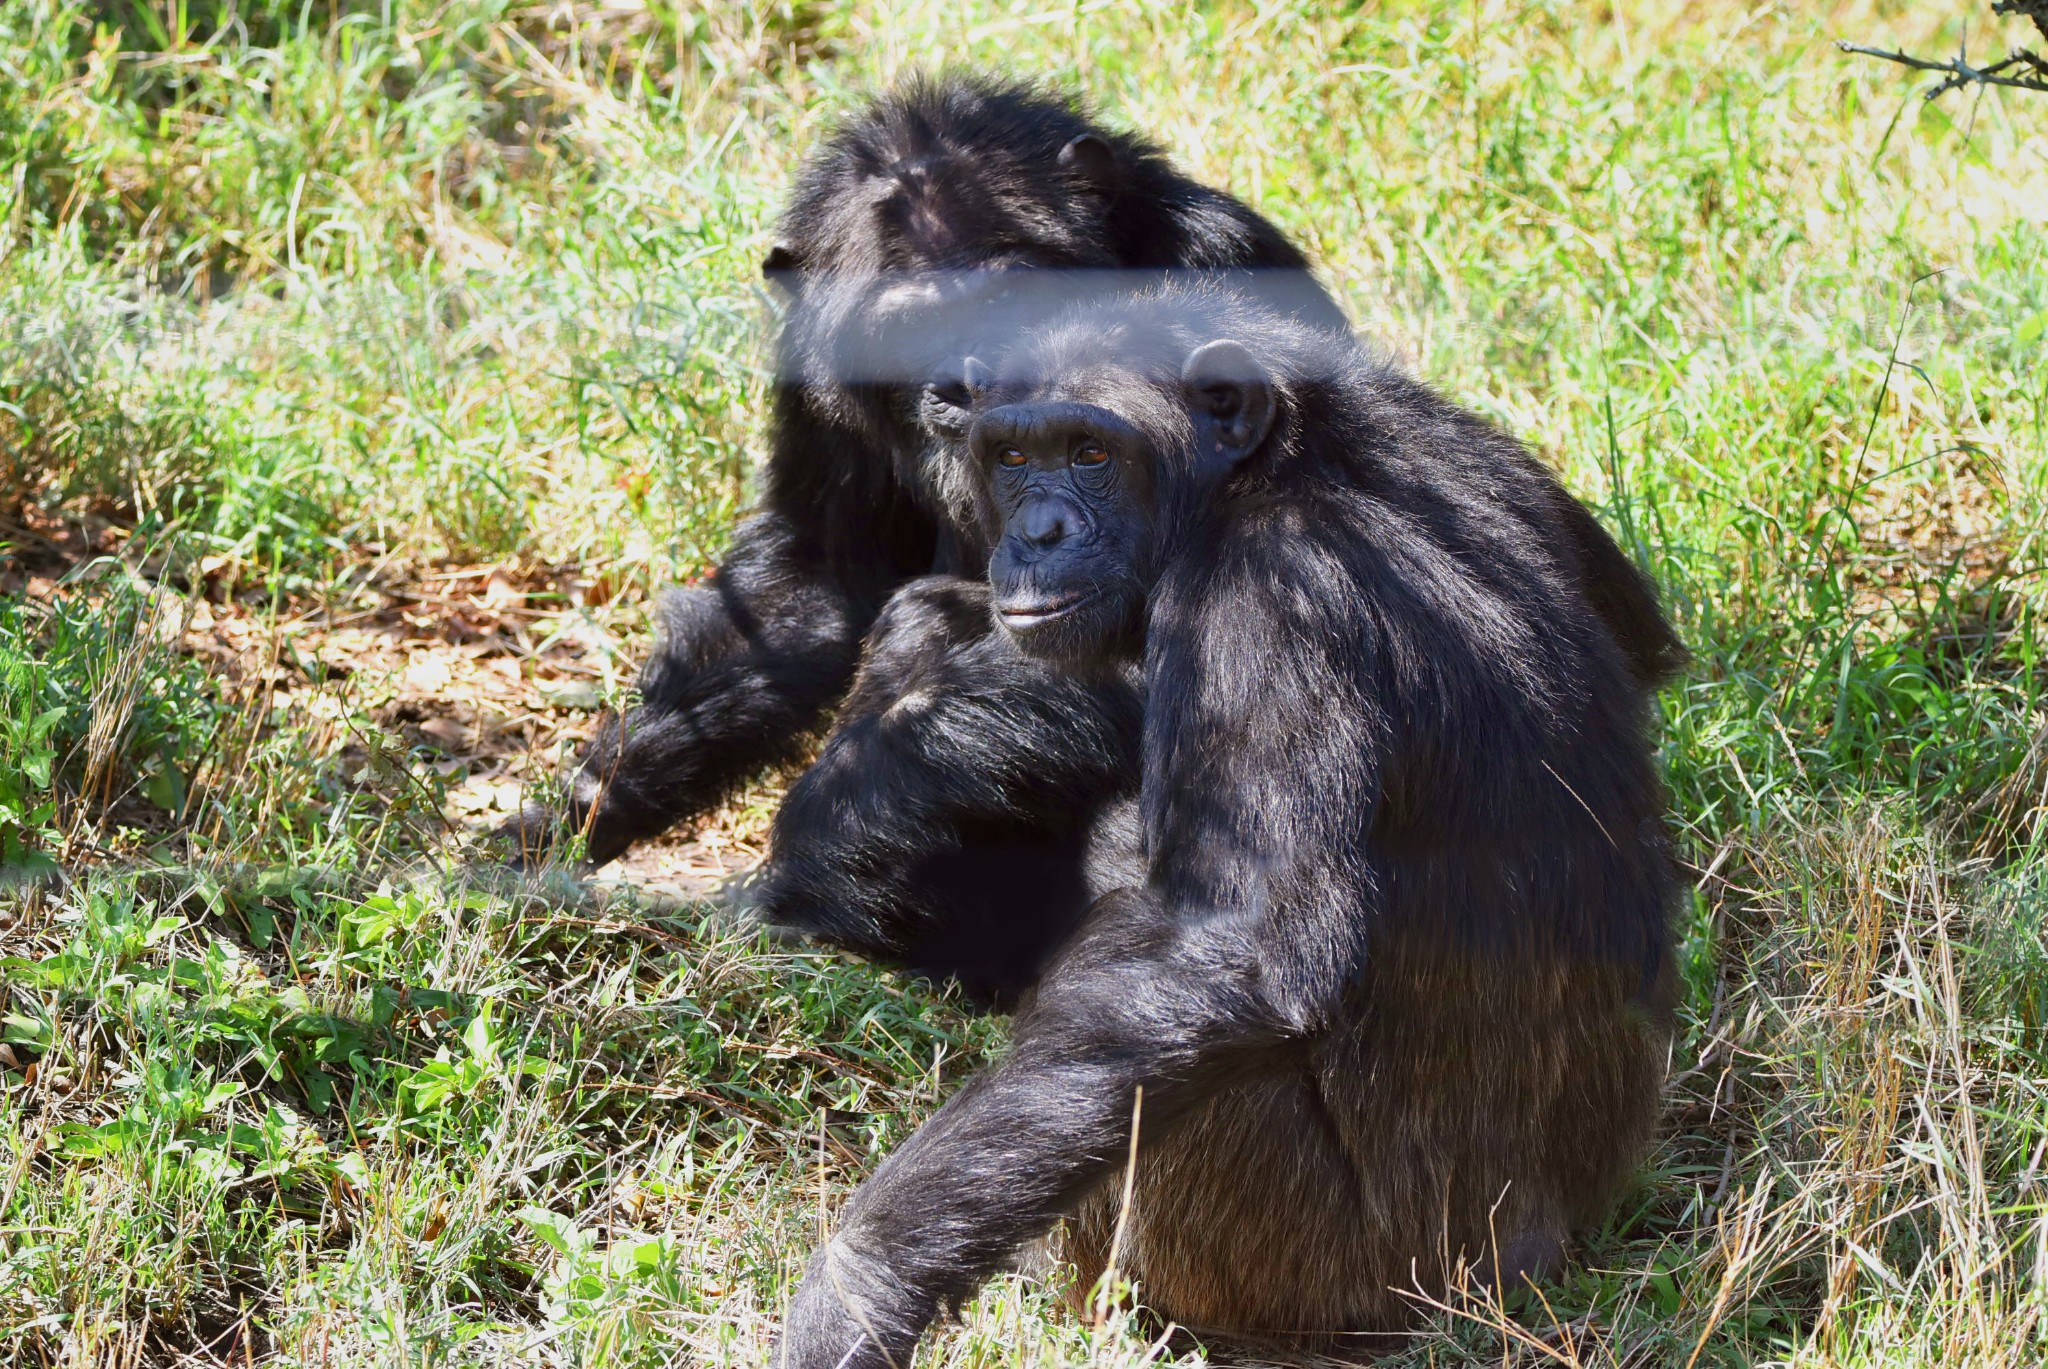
[767,282,1680,1366]
[509,77,1682,1005]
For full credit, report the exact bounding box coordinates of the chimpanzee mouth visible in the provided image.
[996,589,1097,628]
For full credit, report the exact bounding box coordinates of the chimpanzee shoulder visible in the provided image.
[1335,364,1689,689]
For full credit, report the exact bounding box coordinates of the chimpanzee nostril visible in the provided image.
[1019,500,1071,549]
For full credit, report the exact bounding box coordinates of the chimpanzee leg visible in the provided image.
[747,577,1143,1004]
[501,511,898,867]
[775,888,1301,1369]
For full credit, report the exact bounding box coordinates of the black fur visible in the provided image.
[505,75,1345,871]
[771,284,1680,1367]
[746,575,1142,1005]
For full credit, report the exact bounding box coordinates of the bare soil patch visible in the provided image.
[17,542,770,897]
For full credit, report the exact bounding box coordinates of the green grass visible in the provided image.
[3,0,2046,1363]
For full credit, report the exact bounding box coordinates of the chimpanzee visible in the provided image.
[768,282,1680,1367]
[506,78,1683,989]
[503,75,1349,885]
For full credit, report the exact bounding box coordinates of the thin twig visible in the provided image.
[1837,39,2048,100]
[1092,1084,1145,1328]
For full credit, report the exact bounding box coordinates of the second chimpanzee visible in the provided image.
[768,283,1679,1366]
[505,75,1349,895]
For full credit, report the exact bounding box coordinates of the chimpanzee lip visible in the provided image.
[996,589,1096,627]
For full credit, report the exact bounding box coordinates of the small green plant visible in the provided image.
[0,650,65,875]
[0,572,222,871]
[517,1207,699,1367]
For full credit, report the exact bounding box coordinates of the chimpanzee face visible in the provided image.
[968,337,1278,666]
[970,398,1160,664]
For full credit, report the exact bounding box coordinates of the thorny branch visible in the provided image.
[1839,2,2048,100]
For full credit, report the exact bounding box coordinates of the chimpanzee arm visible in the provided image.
[775,536,1385,1369]
[778,891,1299,1368]
[749,577,1142,1000]
[503,510,896,867]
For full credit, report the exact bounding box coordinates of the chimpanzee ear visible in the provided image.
[1058,134,1119,196]
[1182,339,1275,460]
[761,242,800,291]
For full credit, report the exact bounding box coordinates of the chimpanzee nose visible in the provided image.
[1019,499,1075,549]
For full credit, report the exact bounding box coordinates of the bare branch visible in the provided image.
[1992,1,2048,45]
[1839,6,2048,100]
[1837,40,2048,98]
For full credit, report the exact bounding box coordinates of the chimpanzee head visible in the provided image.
[757,77,1343,547]
[964,296,1285,665]
[766,79,1134,469]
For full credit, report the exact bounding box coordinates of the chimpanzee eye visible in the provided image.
[1073,441,1110,467]
[997,446,1028,468]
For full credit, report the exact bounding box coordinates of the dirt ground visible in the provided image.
[5,529,776,895]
